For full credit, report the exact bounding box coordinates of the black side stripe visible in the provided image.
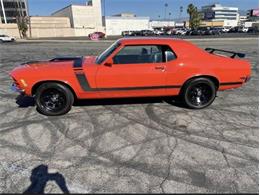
[73,57,84,68]
[75,73,181,91]
[220,82,243,86]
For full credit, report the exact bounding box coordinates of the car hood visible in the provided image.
[10,56,97,79]
[20,56,97,69]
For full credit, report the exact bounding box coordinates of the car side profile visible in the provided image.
[10,38,251,116]
[0,34,15,42]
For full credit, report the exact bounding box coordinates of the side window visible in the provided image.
[162,45,177,62]
[113,45,163,64]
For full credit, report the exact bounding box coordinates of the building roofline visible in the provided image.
[52,3,95,15]
[105,16,150,20]
[52,4,72,15]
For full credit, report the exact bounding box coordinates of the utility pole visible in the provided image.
[25,0,32,37]
[164,3,168,20]
[179,6,183,20]
[0,0,7,24]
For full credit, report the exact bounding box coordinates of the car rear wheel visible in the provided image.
[181,78,216,109]
[35,82,74,116]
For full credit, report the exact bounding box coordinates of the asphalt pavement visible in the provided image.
[0,37,258,193]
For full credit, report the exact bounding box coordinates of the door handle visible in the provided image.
[155,66,165,71]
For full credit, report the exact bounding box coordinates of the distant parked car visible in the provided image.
[247,27,259,33]
[187,29,202,36]
[130,31,142,36]
[175,28,188,36]
[140,30,155,36]
[122,31,134,37]
[221,27,231,33]
[238,27,249,33]
[154,29,165,36]
[0,35,15,42]
[228,26,240,33]
[88,32,105,40]
[204,27,222,35]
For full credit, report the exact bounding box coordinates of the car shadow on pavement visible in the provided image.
[23,164,70,194]
[74,96,188,109]
[16,94,35,107]
[15,94,188,109]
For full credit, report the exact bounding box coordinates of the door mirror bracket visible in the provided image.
[104,59,113,67]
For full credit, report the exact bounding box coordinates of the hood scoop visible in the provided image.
[21,56,84,68]
[50,56,84,68]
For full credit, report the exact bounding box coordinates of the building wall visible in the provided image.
[30,16,71,28]
[106,17,150,35]
[201,4,239,27]
[200,20,224,27]
[51,6,74,27]
[29,16,74,37]
[0,23,19,37]
[0,16,75,38]
[149,20,175,28]
[52,0,103,35]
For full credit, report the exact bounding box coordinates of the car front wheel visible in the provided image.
[181,78,216,109]
[35,82,74,116]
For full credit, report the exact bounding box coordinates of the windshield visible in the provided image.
[96,41,121,64]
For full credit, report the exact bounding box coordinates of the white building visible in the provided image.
[149,20,175,29]
[52,0,104,36]
[105,13,150,36]
[201,4,239,27]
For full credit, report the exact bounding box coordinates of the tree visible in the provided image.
[187,4,201,29]
[14,0,28,38]
[17,17,28,38]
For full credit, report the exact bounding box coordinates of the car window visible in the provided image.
[113,45,163,64]
[96,41,121,64]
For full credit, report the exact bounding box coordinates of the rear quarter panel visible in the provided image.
[166,40,251,94]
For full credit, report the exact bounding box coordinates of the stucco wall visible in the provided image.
[0,24,20,38]
[52,0,103,34]
[0,17,75,38]
[105,17,150,36]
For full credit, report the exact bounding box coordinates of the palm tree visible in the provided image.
[187,4,196,21]
[187,4,201,29]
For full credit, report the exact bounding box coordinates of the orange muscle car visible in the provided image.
[10,38,251,116]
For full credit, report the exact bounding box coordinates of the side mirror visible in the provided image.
[104,58,113,67]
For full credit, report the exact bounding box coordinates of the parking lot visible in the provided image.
[0,37,258,193]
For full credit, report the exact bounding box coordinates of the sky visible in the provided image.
[28,0,259,19]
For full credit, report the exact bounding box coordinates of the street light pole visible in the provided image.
[0,0,7,24]
[25,0,32,38]
[164,3,168,20]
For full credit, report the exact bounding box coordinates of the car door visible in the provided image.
[96,44,167,98]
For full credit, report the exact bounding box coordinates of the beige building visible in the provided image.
[29,16,74,37]
[0,16,75,38]
[52,0,104,36]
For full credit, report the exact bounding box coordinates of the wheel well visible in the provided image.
[31,81,77,99]
[180,75,219,95]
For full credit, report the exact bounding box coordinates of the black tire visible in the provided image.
[35,82,74,116]
[181,78,216,109]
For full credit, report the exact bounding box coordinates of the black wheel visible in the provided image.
[35,82,74,116]
[181,78,216,109]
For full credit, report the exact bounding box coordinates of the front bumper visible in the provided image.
[11,83,24,93]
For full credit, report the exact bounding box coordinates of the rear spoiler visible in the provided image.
[205,48,246,59]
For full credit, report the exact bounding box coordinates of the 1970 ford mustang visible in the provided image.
[10,38,251,116]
